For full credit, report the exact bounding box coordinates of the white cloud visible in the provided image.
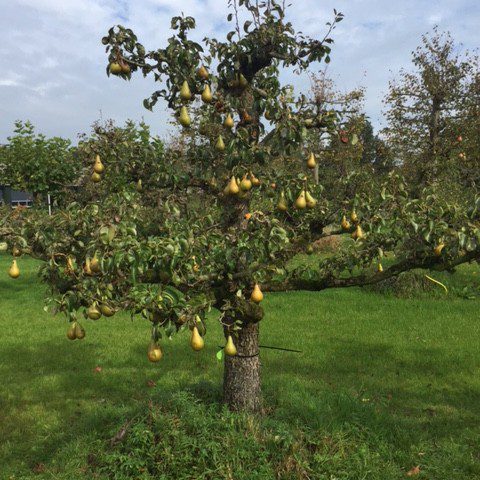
[0,0,478,143]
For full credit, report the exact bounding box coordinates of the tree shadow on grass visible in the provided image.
[262,337,480,446]
[0,336,222,472]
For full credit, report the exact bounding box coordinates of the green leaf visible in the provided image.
[216,349,224,361]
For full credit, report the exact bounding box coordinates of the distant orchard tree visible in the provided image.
[382,28,476,194]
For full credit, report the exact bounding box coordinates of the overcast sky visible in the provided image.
[1,0,478,144]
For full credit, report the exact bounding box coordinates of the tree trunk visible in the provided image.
[223,322,262,412]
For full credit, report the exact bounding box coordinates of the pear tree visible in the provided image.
[2,1,480,413]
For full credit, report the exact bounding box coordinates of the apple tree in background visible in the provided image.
[2,1,480,413]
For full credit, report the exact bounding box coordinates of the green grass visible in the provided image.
[1,253,480,479]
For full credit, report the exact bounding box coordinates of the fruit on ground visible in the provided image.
[180,80,192,101]
[147,341,163,362]
[341,215,351,230]
[224,113,234,129]
[226,176,239,195]
[250,283,264,303]
[215,135,225,151]
[295,190,307,209]
[201,84,213,103]
[91,172,102,183]
[350,210,358,223]
[352,224,364,240]
[109,62,122,75]
[277,191,288,211]
[179,106,191,127]
[378,263,384,273]
[8,260,20,279]
[224,335,237,356]
[240,175,252,191]
[93,154,105,174]
[87,304,102,320]
[250,173,260,186]
[305,191,317,208]
[190,326,205,351]
[307,152,316,169]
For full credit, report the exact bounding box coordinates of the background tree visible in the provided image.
[382,28,476,194]
[0,121,80,205]
[1,2,479,414]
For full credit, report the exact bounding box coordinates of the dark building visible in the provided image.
[0,185,33,207]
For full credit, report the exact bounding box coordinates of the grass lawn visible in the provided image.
[1,253,479,479]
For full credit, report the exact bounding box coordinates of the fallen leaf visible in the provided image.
[94,366,102,373]
[147,380,156,388]
[32,463,46,473]
[406,465,420,476]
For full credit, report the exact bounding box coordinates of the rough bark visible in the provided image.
[223,322,262,413]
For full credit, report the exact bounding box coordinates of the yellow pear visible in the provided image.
[201,84,213,103]
[67,322,77,340]
[179,106,191,127]
[277,191,288,212]
[66,256,74,274]
[197,65,209,80]
[8,259,20,279]
[109,62,122,75]
[352,224,364,240]
[238,73,248,89]
[190,326,205,351]
[147,341,163,362]
[99,304,115,317]
[250,173,260,186]
[341,215,351,230]
[295,190,307,209]
[87,303,102,320]
[307,152,316,169]
[350,210,358,223]
[91,172,102,183]
[227,176,239,195]
[240,175,252,192]
[250,283,264,303]
[377,263,384,273]
[84,258,93,276]
[136,179,142,192]
[224,335,237,356]
[215,135,225,151]
[74,322,86,340]
[434,243,445,257]
[305,191,317,208]
[90,256,101,273]
[224,113,234,129]
[93,154,104,174]
[179,80,192,101]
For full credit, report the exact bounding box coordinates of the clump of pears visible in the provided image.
[67,321,86,341]
[224,172,259,197]
[91,154,104,183]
